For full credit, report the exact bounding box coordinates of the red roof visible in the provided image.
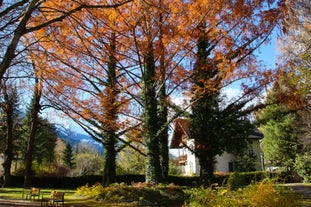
[170,118,190,148]
[170,118,263,149]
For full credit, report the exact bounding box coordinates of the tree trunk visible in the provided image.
[102,134,116,186]
[158,3,169,181]
[143,39,161,184]
[23,113,39,187]
[159,106,168,182]
[199,154,215,186]
[102,31,118,186]
[24,76,41,187]
[2,112,13,187]
[1,83,17,187]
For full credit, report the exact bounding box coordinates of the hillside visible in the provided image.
[56,126,103,152]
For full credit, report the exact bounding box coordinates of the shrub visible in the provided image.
[227,171,268,190]
[76,182,187,206]
[76,182,105,199]
[185,179,300,207]
[184,187,216,207]
[294,153,311,183]
[168,175,200,187]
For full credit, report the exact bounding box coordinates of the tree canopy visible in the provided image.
[2,0,307,186]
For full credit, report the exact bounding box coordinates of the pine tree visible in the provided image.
[257,86,303,172]
[190,23,253,185]
[62,142,74,168]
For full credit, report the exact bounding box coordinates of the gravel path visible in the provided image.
[286,183,311,200]
[0,198,41,206]
[285,183,311,207]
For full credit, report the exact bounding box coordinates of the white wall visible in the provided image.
[215,152,235,172]
[175,139,263,175]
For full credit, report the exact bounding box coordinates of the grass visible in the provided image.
[0,188,132,207]
[0,183,310,207]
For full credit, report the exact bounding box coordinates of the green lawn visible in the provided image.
[0,188,133,207]
[1,185,310,207]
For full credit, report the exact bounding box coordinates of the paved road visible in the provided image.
[286,183,311,200]
[285,183,311,207]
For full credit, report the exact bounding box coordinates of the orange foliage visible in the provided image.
[23,0,285,141]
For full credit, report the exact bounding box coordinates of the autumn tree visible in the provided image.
[256,86,302,173]
[157,0,169,181]
[117,0,195,184]
[20,0,286,186]
[1,1,135,186]
[0,0,132,81]
[26,0,175,185]
[184,0,284,185]
[274,0,311,180]
[277,0,311,108]
[25,3,136,186]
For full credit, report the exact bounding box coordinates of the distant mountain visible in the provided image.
[56,126,103,152]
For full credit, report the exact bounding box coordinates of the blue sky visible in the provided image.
[44,33,279,136]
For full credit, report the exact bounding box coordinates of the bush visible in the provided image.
[185,179,300,207]
[168,175,200,187]
[168,173,229,187]
[76,182,187,206]
[227,171,268,190]
[294,153,311,183]
[8,173,228,189]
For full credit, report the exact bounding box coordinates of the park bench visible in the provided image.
[22,187,41,200]
[41,191,65,207]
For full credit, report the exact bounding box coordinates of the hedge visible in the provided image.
[7,173,230,188]
[227,171,269,190]
[9,172,281,189]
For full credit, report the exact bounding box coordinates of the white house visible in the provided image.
[170,118,263,175]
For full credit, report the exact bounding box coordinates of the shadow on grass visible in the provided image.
[0,188,136,207]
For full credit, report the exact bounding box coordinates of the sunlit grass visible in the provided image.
[0,183,310,207]
[0,187,25,199]
[0,187,133,206]
[0,187,76,199]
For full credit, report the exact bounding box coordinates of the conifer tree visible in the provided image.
[257,85,303,172]
[62,142,75,168]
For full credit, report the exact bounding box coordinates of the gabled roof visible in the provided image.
[170,118,190,148]
[170,118,263,149]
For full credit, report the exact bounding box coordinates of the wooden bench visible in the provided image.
[22,187,41,200]
[41,191,65,207]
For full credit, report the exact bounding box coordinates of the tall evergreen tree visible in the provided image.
[62,142,74,168]
[24,73,42,187]
[34,118,57,165]
[256,86,303,172]
[20,110,57,168]
[190,23,252,185]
